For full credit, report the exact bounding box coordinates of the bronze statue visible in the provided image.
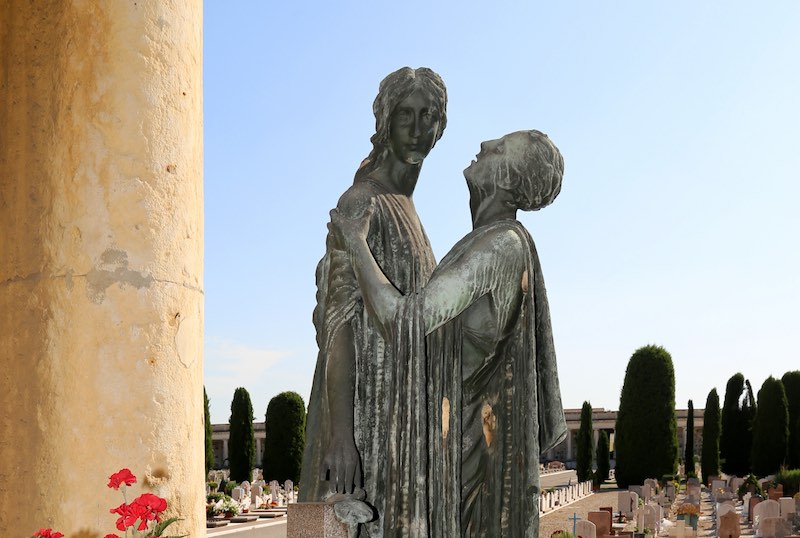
[331,130,568,537]
[300,67,447,537]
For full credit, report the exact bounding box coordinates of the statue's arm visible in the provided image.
[318,188,372,495]
[420,229,525,333]
[335,207,524,336]
[321,322,362,495]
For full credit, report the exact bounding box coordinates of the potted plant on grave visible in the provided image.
[676,502,700,529]
[737,474,764,500]
[206,501,221,519]
[220,496,241,519]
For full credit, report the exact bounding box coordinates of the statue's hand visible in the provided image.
[320,434,363,495]
[329,202,373,254]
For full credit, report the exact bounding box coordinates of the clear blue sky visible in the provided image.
[203,2,800,424]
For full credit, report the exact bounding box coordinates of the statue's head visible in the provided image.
[356,68,448,178]
[464,130,563,212]
[371,67,448,151]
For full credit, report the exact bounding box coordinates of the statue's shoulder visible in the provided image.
[336,181,379,218]
[472,220,529,254]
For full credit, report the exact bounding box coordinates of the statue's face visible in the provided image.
[388,89,441,165]
[464,135,508,191]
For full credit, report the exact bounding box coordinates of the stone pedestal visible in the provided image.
[0,1,203,536]
[287,503,350,537]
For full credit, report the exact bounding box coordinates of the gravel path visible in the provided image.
[540,486,621,538]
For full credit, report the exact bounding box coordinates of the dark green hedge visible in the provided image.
[772,468,800,497]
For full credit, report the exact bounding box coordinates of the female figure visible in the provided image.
[332,130,568,537]
[300,67,447,537]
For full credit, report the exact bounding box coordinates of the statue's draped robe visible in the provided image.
[300,179,436,537]
[420,220,567,537]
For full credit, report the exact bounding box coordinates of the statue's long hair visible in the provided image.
[354,67,448,183]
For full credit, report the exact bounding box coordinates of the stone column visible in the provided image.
[0,1,203,536]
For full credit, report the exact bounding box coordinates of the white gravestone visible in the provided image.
[630,491,640,512]
[760,516,791,538]
[778,497,794,518]
[754,500,781,534]
[285,480,294,503]
[270,480,280,503]
[251,484,263,505]
[619,491,633,516]
[643,504,660,533]
[576,520,597,538]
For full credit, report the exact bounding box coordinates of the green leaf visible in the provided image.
[146,517,187,538]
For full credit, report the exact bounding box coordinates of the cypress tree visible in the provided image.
[685,400,695,476]
[262,391,307,483]
[781,371,800,469]
[576,401,594,482]
[596,431,611,485]
[204,386,215,475]
[720,373,747,475]
[228,387,256,482]
[751,377,789,476]
[742,379,757,472]
[614,345,678,488]
[701,389,721,485]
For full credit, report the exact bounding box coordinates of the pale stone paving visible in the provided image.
[540,488,619,538]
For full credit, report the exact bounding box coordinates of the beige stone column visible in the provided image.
[0,1,204,536]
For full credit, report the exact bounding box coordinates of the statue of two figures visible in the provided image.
[300,67,568,538]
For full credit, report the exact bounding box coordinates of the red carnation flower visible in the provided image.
[108,468,137,489]
[134,492,168,514]
[32,529,64,538]
[110,502,137,531]
[130,492,168,529]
